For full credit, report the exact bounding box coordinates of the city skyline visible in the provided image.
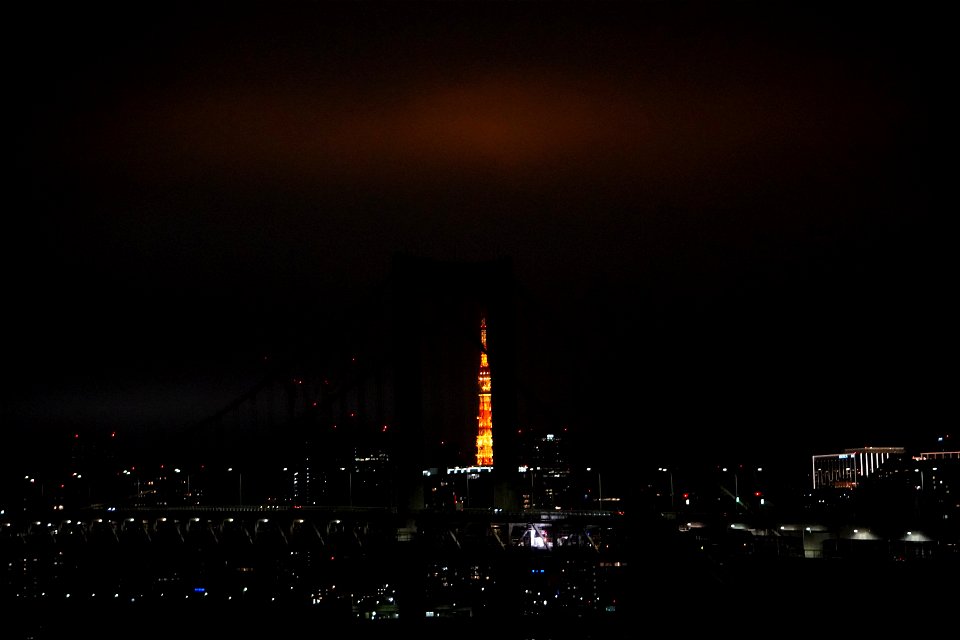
[3,7,952,635]
[4,3,946,482]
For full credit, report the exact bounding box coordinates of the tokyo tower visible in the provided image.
[475,317,494,467]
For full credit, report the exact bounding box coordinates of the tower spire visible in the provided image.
[476,317,494,467]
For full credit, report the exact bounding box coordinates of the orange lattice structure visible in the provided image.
[475,317,494,467]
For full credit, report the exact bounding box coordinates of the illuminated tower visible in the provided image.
[475,317,494,467]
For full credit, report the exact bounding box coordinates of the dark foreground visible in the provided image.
[13,553,957,639]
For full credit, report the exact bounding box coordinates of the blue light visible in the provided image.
[193,587,206,593]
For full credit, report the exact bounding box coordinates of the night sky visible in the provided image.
[3,2,947,477]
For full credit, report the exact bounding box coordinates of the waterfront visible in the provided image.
[4,506,628,638]
[5,502,957,639]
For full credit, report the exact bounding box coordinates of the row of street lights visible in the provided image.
[652,465,767,513]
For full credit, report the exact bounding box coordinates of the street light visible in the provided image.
[586,467,602,511]
[658,468,675,510]
[722,467,739,513]
[339,467,352,507]
[173,468,192,503]
[735,472,739,511]
[227,468,242,506]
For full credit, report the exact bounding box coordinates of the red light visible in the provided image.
[683,493,689,499]
[754,491,762,497]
